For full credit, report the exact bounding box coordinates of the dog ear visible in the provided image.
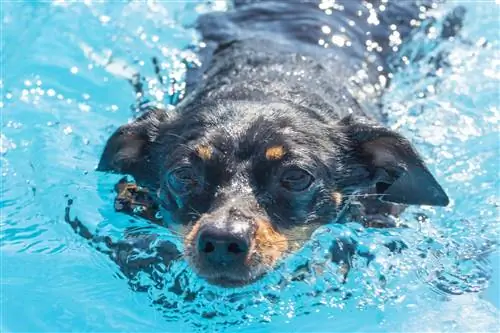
[97,107,168,178]
[341,116,449,206]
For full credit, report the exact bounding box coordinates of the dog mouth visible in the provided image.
[185,252,268,287]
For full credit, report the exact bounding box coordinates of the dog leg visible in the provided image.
[346,199,407,229]
[330,234,408,282]
[343,188,408,229]
[64,199,180,282]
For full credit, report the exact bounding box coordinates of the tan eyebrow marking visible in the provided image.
[265,145,286,160]
[196,145,212,160]
[331,191,343,208]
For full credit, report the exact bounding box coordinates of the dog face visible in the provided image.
[98,102,448,287]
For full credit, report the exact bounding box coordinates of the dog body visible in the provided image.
[80,0,452,287]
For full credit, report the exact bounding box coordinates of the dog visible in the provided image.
[66,0,464,288]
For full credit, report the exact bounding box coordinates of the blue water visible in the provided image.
[1,1,499,332]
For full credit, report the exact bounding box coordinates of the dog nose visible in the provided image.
[197,225,250,267]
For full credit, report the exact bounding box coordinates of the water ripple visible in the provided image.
[1,0,499,332]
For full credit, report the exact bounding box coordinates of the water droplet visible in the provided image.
[155,91,164,101]
[70,66,79,74]
[379,75,387,87]
[367,9,380,25]
[47,89,56,97]
[321,25,331,34]
[52,0,67,6]
[331,35,348,47]
[78,103,91,112]
[63,126,73,135]
[99,15,111,24]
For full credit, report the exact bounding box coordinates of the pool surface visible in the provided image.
[1,0,499,332]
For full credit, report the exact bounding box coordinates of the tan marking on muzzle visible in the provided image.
[265,145,286,161]
[252,218,288,267]
[283,225,316,252]
[331,191,343,208]
[184,221,202,249]
[196,145,213,161]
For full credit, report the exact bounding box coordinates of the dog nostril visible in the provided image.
[228,242,245,254]
[203,241,215,253]
[197,225,250,260]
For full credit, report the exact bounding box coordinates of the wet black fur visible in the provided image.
[68,0,466,286]
[99,1,450,230]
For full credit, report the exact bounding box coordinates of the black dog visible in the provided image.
[68,0,460,288]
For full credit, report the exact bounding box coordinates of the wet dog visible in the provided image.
[67,0,462,288]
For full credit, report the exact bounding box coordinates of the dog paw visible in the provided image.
[114,179,161,223]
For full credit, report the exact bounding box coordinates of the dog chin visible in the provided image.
[192,265,267,288]
[204,275,257,288]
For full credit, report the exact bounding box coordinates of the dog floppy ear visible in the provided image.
[341,116,449,206]
[97,107,168,178]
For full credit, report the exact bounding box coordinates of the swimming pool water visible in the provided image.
[1,1,499,332]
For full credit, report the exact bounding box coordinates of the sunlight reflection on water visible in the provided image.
[1,0,499,332]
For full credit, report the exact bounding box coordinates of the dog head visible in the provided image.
[98,102,448,287]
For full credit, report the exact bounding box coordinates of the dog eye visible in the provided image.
[167,166,198,195]
[279,167,314,192]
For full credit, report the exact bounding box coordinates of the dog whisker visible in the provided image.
[343,193,389,199]
[162,235,183,241]
[173,253,185,261]
[264,238,311,244]
[186,206,202,218]
[165,229,185,238]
